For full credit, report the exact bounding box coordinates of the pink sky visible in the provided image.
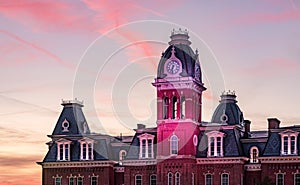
[1,0,300,184]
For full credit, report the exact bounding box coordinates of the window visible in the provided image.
[55,177,61,185]
[135,175,142,185]
[69,177,75,185]
[119,150,127,161]
[77,176,83,185]
[279,130,298,155]
[205,174,212,185]
[191,173,195,185]
[79,138,94,160]
[56,139,71,161]
[250,146,259,163]
[91,176,97,185]
[163,97,169,119]
[175,172,180,185]
[221,173,229,185]
[180,96,185,119]
[170,135,179,155]
[138,133,154,159]
[206,131,225,157]
[295,174,300,185]
[168,172,173,185]
[276,173,284,185]
[150,175,156,185]
[172,96,178,119]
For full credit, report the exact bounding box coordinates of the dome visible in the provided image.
[211,92,244,125]
[157,29,202,83]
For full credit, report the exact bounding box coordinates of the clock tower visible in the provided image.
[153,29,206,185]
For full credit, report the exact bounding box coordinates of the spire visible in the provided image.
[168,28,191,46]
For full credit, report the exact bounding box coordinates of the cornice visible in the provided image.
[41,161,116,168]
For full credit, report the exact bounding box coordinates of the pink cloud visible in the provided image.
[243,58,300,75]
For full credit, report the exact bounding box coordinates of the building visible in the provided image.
[38,30,300,185]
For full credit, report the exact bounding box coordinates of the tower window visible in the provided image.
[250,146,259,163]
[163,97,169,119]
[180,96,185,119]
[56,139,71,161]
[79,138,94,160]
[170,134,179,155]
[135,175,142,185]
[206,131,225,157]
[172,96,178,119]
[221,173,229,185]
[138,133,154,159]
[168,172,173,185]
[279,130,298,155]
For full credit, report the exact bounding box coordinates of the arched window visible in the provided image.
[250,146,259,163]
[91,176,98,185]
[205,174,212,185]
[168,172,173,185]
[172,96,178,119]
[163,97,169,119]
[170,135,178,155]
[221,173,229,185]
[77,176,83,185]
[276,173,284,185]
[135,175,142,185]
[175,172,180,185]
[119,150,127,161]
[150,174,156,185]
[180,96,185,119]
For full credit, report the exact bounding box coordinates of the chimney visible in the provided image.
[137,124,146,130]
[244,120,251,138]
[268,118,281,130]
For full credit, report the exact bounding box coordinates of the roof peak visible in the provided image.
[169,28,191,46]
[220,90,237,103]
[61,98,84,107]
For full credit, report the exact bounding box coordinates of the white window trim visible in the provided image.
[205,173,213,185]
[138,133,155,159]
[77,175,84,185]
[170,134,179,155]
[249,146,259,163]
[79,138,94,160]
[175,172,180,185]
[168,172,173,185]
[150,174,156,185]
[279,130,298,155]
[191,173,195,185]
[56,138,71,161]
[275,173,284,185]
[206,131,225,157]
[221,173,229,185]
[90,174,98,185]
[135,174,142,185]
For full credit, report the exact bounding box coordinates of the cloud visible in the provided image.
[242,57,300,76]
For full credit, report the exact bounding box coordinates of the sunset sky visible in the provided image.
[1,0,300,184]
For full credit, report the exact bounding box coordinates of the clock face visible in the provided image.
[166,60,180,74]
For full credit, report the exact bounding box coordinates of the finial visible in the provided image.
[171,46,176,55]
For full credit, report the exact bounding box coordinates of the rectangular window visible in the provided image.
[283,136,288,154]
[82,143,87,160]
[59,144,64,160]
[217,137,221,156]
[205,174,212,185]
[77,177,83,185]
[277,174,284,185]
[88,143,93,160]
[65,144,69,161]
[91,176,97,185]
[148,139,152,158]
[135,175,142,185]
[210,137,214,156]
[295,174,300,185]
[221,174,229,185]
[55,177,61,185]
[150,175,156,185]
[291,136,296,154]
[142,140,146,158]
[69,177,74,185]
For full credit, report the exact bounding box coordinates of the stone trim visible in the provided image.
[260,156,300,163]
[41,161,116,168]
[196,157,247,164]
[121,159,156,166]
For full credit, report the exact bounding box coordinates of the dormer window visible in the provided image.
[138,133,154,159]
[79,138,94,160]
[250,146,259,163]
[170,134,179,155]
[206,131,225,157]
[56,139,71,161]
[279,130,298,155]
[119,150,127,161]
